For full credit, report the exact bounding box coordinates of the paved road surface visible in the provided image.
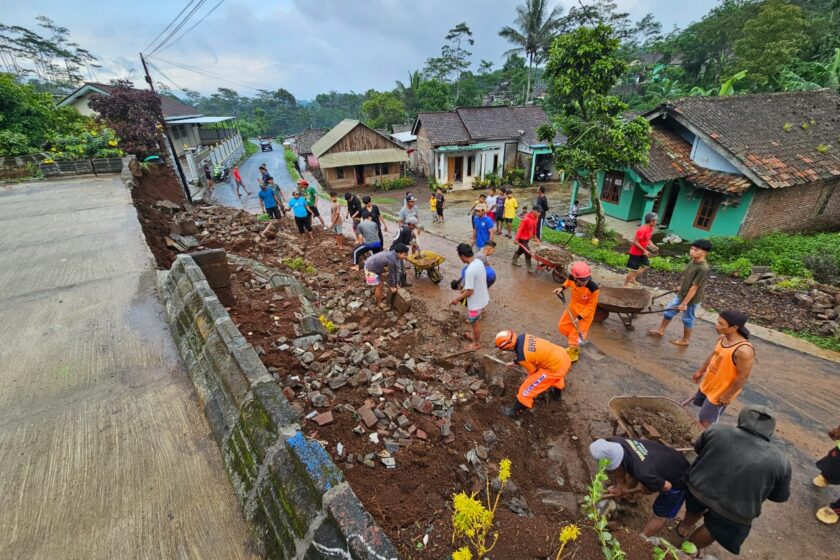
[0,176,254,559]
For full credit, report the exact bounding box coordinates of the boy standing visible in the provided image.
[430,190,438,222]
[494,190,506,235]
[435,190,446,223]
[329,192,345,248]
[503,188,518,238]
[648,239,712,346]
[624,213,659,287]
[471,206,495,251]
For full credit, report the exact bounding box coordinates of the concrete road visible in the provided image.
[210,140,297,214]
[0,176,255,559]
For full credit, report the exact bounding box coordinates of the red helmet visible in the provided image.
[495,330,517,350]
[569,261,591,279]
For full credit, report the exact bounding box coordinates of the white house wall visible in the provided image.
[690,137,740,174]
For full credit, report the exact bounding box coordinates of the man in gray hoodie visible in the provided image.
[677,405,791,555]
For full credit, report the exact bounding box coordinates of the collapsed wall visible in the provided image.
[158,253,398,559]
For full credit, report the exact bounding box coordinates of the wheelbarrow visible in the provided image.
[406,250,445,284]
[593,287,675,330]
[516,243,574,282]
[608,395,703,453]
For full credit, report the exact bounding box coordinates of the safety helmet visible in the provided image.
[569,261,591,279]
[495,330,516,350]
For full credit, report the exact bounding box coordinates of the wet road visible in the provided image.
[0,176,255,558]
[222,154,839,559]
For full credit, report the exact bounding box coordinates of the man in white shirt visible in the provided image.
[450,243,489,351]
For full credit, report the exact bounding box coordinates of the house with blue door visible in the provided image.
[581,90,840,240]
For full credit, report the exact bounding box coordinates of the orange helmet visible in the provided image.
[495,330,517,350]
[569,261,591,279]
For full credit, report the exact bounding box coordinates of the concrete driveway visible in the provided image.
[0,176,254,559]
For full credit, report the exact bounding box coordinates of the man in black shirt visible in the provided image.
[535,185,549,240]
[360,195,388,246]
[344,192,362,233]
[590,437,690,537]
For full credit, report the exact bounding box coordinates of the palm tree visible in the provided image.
[499,0,564,104]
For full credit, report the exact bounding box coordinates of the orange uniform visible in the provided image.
[699,337,754,405]
[558,278,600,347]
[513,333,572,408]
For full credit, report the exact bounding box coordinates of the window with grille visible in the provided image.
[694,191,721,230]
[600,171,624,204]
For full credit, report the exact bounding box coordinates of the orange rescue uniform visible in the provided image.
[557,278,600,347]
[513,333,572,408]
[699,337,754,405]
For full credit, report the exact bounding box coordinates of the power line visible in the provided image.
[150,55,264,91]
[142,0,197,54]
[146,60,189,94]
[148,0,208,56]
[155,0,226,55]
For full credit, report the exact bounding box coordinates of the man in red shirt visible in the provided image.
[624,212,659,287]
[232,165,250,197]
[511,205,541,272]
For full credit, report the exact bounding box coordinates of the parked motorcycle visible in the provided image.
[544,211,577,233]
[213,162,230,182]
[536,168,553,182]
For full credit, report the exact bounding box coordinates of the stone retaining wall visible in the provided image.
[159,254,398,559]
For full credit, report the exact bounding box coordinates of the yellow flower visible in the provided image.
[499,458,511,483]
[559,524,581,544]
[452,492,492,539]
[452,547,472,560]
[108,139,118,147]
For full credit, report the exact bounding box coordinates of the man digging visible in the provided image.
[647,239,712,346]
[450,243,489,351]
[363,243,409,310]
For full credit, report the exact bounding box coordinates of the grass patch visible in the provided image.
[784,330,840,353]
[243,139,258,159]
[284,148,300,181]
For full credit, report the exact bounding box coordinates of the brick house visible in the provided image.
[587,90,840,240]
[411,106,562,189]
[311,119,408,190]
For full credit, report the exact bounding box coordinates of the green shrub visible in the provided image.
[771,256,808,277]
[376,175,415,191]
[503,167,527,188]
[717,257,752,278]
[774,277,811,291]
[803,253,840,286]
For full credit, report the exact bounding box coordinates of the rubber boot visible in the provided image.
[501,400,527,417]
[525,255,533,273]
[549,387,563,402]
[511,254,522,267]
[567,345,580,363]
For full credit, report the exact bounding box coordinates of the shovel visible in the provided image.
[554,292,606,362]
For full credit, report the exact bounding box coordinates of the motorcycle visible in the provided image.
[213,163,230,182]
[544,211,577,234]
[536,168,553,182]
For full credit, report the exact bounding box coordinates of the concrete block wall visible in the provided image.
[159,254,398,560]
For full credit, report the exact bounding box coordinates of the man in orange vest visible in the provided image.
[494,330,571,417]
[690,310,755,428]
[553,261,599,363]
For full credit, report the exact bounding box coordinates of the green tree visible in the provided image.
[361,91,406,130]
[415,79,450,112]
[423,22,474,102]
[541,24,652,239]
[734,0,811,89]
[395,70,423,118]
[499,0,564,103]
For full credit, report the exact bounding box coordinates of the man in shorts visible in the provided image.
[450,243,489,351]
[502,188,518,238]
[299,179,326,228]
[648,239,712,346]
[589,437,690,537]
[624,212,659,287]
[329,191,344,248]
[677,406,790,556]
[363,244,409,308]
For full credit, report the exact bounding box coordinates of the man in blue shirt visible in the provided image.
[471,206,495,250]
[288,190,314,239]
[258,184,281,220]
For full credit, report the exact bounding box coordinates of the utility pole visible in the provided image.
[140,52,193,203]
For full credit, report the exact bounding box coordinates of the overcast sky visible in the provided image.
[3,0,719,99]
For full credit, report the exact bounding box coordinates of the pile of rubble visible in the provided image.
[791,284,840,337]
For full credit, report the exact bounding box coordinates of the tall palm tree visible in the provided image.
[499,0,564,104]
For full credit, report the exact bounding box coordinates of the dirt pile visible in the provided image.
[621,407,696,449]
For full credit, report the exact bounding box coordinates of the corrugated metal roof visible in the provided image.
[165,116,235,124]
[318,149,408,169]
[311,119,360,158]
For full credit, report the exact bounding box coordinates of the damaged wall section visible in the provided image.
[159,254,398,559]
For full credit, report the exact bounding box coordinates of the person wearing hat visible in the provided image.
[690,310,755,427]
[677,405,791,556]
[648,239,713,346]
[298,179,325,229]
[288,189,314,239]
[589,437,690,537]
[553,261,599,363]
[494,330,571,417]
[814,422,840,525]
[398,195,419,227]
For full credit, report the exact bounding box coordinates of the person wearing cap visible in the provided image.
[676,405,791,556]
[288,189,314,239]
[648,239,712,346]
[813,422,840,525]
[351,214,383,270]
[553,261,599,363]
[451,244,489,351]
[502,188,518,238]
[624,212,659,287]
[468,193,487,229]
[398,195,419,227]
[471,205,495,251]
[589,437,690,537]
[363,244,409,309]
[299,179,325,229]
[344,192,363,232]
[511,206,541,270]
[690,310,756,427]
[494,330,571,417]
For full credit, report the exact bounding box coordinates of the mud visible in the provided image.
[621,407,696,448]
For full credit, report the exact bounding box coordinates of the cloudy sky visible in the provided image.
[3,0,719,99]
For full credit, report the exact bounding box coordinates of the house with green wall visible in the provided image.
[578,90,840,240]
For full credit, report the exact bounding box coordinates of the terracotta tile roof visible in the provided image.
[685,169,752,195]
[296,128,327,155]
[633,125,697,183]
[72,82,201,119]
[665,90,840,189]
[414,106,564,146]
